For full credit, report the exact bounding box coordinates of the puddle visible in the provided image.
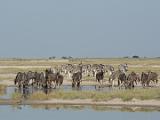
[0,85,114,99]
[0,84,151,100]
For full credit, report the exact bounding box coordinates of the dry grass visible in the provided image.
[0,58,160,81]
[11,92,22,100]
[0,76,15,81]
[0,58,160,66]
[29,91,49,100]
[0,85,6,96]
[0,59,69,66]
[0,68,44,74]
[27,88,160,101]
[0,84,6,90]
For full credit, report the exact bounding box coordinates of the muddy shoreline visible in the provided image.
[0,99,160,108]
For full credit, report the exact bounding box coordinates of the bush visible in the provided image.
[132,55,140,58]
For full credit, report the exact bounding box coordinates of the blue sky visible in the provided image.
[0,0,159,58]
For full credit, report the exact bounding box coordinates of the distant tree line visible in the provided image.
[49,56,56,59]
[61,56,73,59]
[48,56,73,59]
[123,55,143,58]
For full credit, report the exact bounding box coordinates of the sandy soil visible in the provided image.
[1,98,160,108]
[0,66,51,68]
[0,80,13,86]
[22,98,160,107]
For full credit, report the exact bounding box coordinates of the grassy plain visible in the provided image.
[0,58,160,80]
[0,58,159,104]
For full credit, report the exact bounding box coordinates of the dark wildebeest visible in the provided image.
[72,65,82,88]
[56,73,64,87]
[96,70,104,88]
[45,68,52,88]
[141,72,149,87]
[141,71,158,87]
[147,71,158,86]
[126,72,139,89]
[45,69,64,89]
[117,72,127,89]
[34,72,45,88]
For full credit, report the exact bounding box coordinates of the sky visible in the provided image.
[0,0,160,58]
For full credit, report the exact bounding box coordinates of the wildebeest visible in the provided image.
[96,70,104,88]
[34,72,45,88]
[141,72,149,87]
[148,71,158,85]
[141,71,158,87]
[55,72,64,87]
[72,65,82,88]
[126,72,138,89]
[45,69,64,88]
[117,72,127,88]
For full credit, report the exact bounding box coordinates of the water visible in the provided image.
[0,85,114,99]
[0,86,160,120]
[0,105,160,120]
[0,85,156,100]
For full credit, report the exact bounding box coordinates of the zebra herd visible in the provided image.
[14,63,159,90]
[14,69,64,89]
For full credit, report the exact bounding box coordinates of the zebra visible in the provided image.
[108,64,128,88]
[118,64,128,74]
[105,65,115,76]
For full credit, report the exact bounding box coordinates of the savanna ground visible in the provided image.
[0,58,160,107]
[0,58,160,82]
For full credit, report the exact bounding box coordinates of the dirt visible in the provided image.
[30,98,160,107]
[0,80,13,86]
[0,98,160,108]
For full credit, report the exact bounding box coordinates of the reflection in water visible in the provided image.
[0,105,160,120]
[91,106,160,112]
[13,86,54,99]
[8,104,160,112]
[2,85,127,99]
[1,86,160,113]
[30,104,85,111]
[1,86,160,120]
[11,85,100,99]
